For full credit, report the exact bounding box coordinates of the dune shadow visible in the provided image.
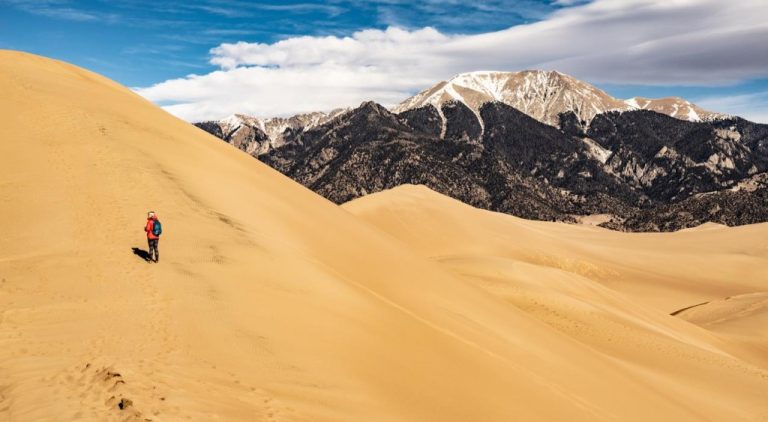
[132,247,151,262]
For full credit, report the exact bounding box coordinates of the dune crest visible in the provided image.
[1,51,768,421]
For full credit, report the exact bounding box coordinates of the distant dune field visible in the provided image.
[1,50,767,421]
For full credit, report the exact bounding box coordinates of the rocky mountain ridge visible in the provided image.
[195,70,725,156]
[194,98,767,231]
[194,108,348,155]
[393,70,723,127]
[193,73,767,232]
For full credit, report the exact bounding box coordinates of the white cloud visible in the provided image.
[552,0,588,5]
[697,91,768,124]
[2,0,121,23]
[136,0,768,121]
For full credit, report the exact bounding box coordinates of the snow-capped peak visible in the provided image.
[622,96,720,122]
[220,113,246,128]
[393,70,622,126]
[394,70,722,126]
[206,108,351,150]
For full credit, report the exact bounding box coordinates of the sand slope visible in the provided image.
[1,50,767,421]
[345,185,768,420]
[345,185,768,314]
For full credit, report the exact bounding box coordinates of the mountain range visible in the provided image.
[392,70,723,126]
[194,70,768,231]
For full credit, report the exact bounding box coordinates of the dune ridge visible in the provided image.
[0,50,767,421]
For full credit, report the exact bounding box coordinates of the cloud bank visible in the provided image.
[136,0,768,122]
[697,91,768,124]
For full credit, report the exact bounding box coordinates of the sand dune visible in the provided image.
[345,185,768,313]
[345,185,768,418]
[673,292,768,330]
[672,292,768,367]
[1,50,767,421]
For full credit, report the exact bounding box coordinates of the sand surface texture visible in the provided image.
[1,50,767,421]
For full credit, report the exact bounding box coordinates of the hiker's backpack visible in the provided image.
[152,220,163,236]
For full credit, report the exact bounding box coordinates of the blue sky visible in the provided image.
[0,0,563,86]
[2,0,768,122]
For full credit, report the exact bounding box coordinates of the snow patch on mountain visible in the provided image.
[200,108,350,153]
[395,71,723,127]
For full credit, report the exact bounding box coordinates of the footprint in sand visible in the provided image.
[49,361,167,421]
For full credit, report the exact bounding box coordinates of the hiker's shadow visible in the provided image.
[132,247,151,262]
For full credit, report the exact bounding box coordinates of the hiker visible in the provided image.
[144,211,162,263]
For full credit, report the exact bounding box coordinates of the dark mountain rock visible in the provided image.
[197,101,768,232]
[558,111,586,137]
[604,175,768,231]
[194,121,224,139]
[588,111,768,202]
[443,101,482,141]
[397,105,442,137]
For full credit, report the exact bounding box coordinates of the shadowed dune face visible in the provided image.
[1,50,768,421]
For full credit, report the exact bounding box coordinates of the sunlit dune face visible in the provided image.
[1,51,767,422]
